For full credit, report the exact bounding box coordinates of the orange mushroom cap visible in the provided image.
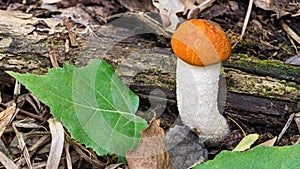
[171,19,232,66]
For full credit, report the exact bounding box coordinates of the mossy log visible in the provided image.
[0,10,299,135]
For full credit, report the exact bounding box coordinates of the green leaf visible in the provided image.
[7,60,148,156]
[194,144,300,169]
[232,134,259,152]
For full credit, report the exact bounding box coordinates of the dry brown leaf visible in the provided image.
[153,0,217,31]
[254,0,275,11]
[0,10,60,38]
[254,0,296,18]
[284,54,300,66]
[126,120,170,169]
[152,0,184,32]
[180,0,196,15]
[257,137,277,147]
[118,0,156,12]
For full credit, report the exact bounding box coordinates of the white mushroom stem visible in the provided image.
[176,58,229,144]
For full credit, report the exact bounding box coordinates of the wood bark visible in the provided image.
[1,10,299,135]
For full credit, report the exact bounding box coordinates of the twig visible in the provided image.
[276,113,295,145]
[65,133,105,168]
[18,109,45,122]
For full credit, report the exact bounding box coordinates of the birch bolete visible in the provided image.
[171,19,232,144]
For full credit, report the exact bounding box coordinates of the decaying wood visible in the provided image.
[0,10,299,135]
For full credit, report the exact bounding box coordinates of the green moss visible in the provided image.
[225,66,300,102]
[224,54,300,83]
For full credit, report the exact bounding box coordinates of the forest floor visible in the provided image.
[0,0,300,168]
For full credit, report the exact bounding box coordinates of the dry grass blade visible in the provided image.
[46,118,64,169]
[13,121,32,169]
[25,93,42,114]
[14,118,44,129]
[105,163,124,169]
[197,0,216,12]
[64,140,73,169]
[65,134,105,168]
[28,134,50,152]
[13,81,21,98]
[0,103,16,137]
[0,151,18,169]
[294,112,300,133]
[240,0,254,39]
[280,19,300,45]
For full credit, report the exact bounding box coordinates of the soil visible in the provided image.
[0,0,299,168]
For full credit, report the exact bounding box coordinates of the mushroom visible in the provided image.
[171,19,232,144]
